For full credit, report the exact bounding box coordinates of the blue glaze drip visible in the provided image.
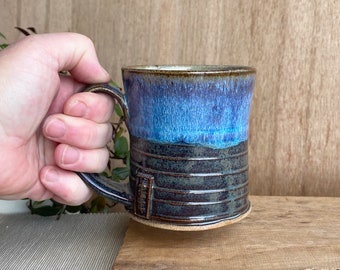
[123,73,255,149]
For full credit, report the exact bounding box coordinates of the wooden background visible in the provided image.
[1,0,339,197]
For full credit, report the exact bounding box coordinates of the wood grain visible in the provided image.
[0,0,339,196]
[113,196,340,270]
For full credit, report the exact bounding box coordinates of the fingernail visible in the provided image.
[43,168,59,183]
[61,145,80,165]
[67,100,88,117]
[45,118,66,138]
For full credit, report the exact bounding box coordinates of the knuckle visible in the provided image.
[83,123,111,148]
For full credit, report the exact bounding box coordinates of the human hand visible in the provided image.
[0,33,113,205]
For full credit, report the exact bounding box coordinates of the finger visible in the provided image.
[37,33,109,82]
[40,166,93,206]
[54,144,109,173]
[46,74,86,115]
[43,115,113,149]
[64,92,114,123]
[53,33,110,83]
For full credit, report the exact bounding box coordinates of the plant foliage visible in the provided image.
[0,32,8,49]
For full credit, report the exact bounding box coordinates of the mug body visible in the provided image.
[122,65,255,230]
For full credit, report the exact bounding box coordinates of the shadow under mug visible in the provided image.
[77,65,256,231]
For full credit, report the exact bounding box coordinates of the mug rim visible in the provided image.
[122,65,256,75]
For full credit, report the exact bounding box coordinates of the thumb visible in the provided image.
[0,32,111,140]
[10,32,110,84]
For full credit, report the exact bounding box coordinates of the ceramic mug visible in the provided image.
[77,65,256,231]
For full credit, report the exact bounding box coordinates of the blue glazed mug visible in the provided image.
[78,65,256,231]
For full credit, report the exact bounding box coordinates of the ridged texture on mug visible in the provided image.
[130,136,250,225]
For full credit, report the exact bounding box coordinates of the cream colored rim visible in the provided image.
[122,65,256,76]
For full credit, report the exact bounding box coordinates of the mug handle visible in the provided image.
[75,84,134,208]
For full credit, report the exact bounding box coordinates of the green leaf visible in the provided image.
[28,202,64,216]
[114,136,129,158]
[65,205,82,213]
[0,32,6,39]
[114,103,124,117]
[0,44,8,50]
[112,166,130,181]
[101,171,110,178]
[109,80,121,89]
[31,206,63,216]
[126,152,130,169]
[114,127,124,141]
[90,196,107,213]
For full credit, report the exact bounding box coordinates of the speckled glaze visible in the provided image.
[130,136,250,226]
[122,66,255,149]
[78,65,256,231]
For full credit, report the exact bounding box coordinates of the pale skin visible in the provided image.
[0,33,114,205]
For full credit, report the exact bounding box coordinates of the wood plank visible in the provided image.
[18,0,48,32]
[47,0,73,32]
[271,0,340,196]
[247,0,288,195]
[0,0,20,41]
[302,1,340,196]
[113,196,340,269]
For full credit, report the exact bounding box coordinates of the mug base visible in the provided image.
[129,203,251,231]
